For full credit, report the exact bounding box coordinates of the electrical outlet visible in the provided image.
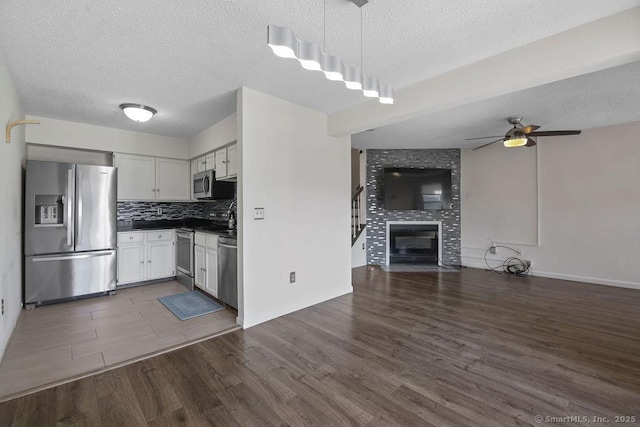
[289,271,296,283]
[254,208,265,220]
[489,242,497,254]
[1,298,4,316]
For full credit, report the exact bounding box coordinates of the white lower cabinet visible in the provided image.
[205,248,218,297]
[194,245,206,290]
[117,230,176,286]
[147,240,176,280]
[194,232,219,298]
[117,243,146,284]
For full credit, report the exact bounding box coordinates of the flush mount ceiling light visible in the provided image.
[266,0,393,104]
[119,103,157,122]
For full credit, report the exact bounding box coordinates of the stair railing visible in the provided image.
[351,186,364,241]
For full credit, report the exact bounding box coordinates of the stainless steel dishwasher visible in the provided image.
[217,236,237,309]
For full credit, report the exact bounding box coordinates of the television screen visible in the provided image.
[384,167,452,210]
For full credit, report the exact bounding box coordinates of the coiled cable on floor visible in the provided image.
[484,245,531,277]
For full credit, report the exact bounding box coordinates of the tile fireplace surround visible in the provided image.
[366,149,461,266]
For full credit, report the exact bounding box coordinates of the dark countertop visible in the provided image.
[117,218,233,235]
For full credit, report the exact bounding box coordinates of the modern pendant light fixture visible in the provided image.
[119,104,157,122]
[344,65,363,90]
[267,25,298,58]
[266,0,393,104]
[379,84,394,104]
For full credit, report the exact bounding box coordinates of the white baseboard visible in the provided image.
[0,314,19,364]
[529,270,640,290]
[242,286,353,329]
[462,256,640,290]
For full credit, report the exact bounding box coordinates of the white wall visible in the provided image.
[28,145,112,166]
[0,57,26,362]
[26,116,189,159]
[238,88,352,328]
[189,112,237,159]
[461,121,640,289]
[351,228,367,268]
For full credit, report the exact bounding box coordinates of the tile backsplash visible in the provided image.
[117,200,234,221]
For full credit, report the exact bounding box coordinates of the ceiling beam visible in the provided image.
[328,7,640,137]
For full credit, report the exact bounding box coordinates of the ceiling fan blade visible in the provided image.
[472,138,503,151]
[464,136,503,141]
[528,130,581,137]
[520,125,540,134]
[525,138,537,147]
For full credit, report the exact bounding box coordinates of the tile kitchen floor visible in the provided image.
[0,281,240,402]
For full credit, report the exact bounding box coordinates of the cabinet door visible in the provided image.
[226,144,238,178]
[205,152,215,171]
[215,147,227,179]
[194,245,206,289]
[155,158,190,201]
[205,248,218,297]
[117,243,145,285]
[147,241,175,280]
[113,153,156,200]
[197,155,207,173]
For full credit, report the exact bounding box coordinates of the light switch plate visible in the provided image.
[254,208,265,220]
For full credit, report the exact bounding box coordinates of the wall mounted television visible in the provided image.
[384,167,452,210]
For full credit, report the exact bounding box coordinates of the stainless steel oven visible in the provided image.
[176,229,194,290]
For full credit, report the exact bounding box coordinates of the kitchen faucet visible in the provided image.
[227,199,237,229]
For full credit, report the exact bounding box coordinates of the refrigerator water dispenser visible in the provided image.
[34,195,64,226]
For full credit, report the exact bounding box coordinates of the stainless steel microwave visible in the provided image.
[193,170,235,200]
[193,170,214,199]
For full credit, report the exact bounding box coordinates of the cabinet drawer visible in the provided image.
[194,233,206,247]
[118,232,144,244]
[205,234,218,249]
[146,230,174,242]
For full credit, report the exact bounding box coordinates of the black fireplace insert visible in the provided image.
[388,224,439,264]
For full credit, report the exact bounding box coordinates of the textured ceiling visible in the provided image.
[352,61,640,149]
[0,0,639,138]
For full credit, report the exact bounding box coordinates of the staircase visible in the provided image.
[351,186,366,245]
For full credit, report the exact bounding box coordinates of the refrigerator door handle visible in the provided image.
[32,250,115,262]
[66,168,74,247]
[77,169,83,245]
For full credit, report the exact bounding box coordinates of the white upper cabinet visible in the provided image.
[113,153,156,200]
[205,152,215,170]
[195,152,215,173]
[114,153,189,201]
[227,144,238,177]
[215,143,237,181]
[155,158,190,201]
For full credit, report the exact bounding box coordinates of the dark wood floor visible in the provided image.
[1,266,640,426]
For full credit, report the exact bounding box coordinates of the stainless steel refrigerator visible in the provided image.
[24,160,117,306]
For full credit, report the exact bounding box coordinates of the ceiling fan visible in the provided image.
[467,116,581,151]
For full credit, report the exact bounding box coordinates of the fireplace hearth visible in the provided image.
[386,221,441,265]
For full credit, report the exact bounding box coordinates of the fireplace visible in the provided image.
[386,221,442,265]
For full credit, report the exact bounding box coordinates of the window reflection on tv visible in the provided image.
[384,167,452,210]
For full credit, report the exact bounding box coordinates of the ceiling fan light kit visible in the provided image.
[503,137,527,147]
[267,1,392,104]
